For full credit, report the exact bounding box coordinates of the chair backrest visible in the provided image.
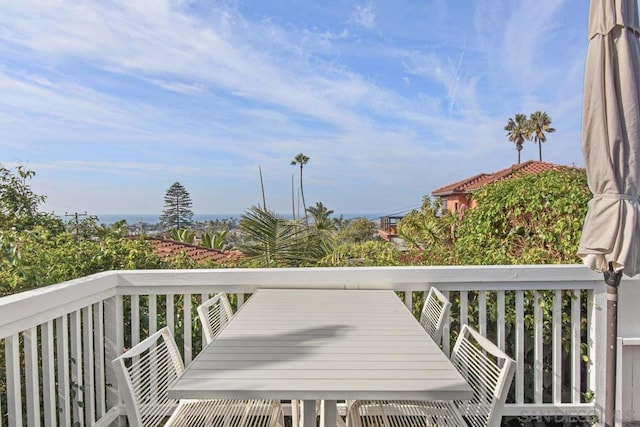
[451,325,516,427]
[112,327,185,427]
[419,287,451,344]
[197,292,234,344]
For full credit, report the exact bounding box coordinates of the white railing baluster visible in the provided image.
[237,292,245,308]
[69,310,84,426]
[149,295,158,335]
[571,290,581,403]
[55,316,71,426]
[442,290,451,356]
[515,290,525,404]
[534,291,543,403]
[104,295,124,419]
[6,334,22,427]
[200,293,208,347]
[497,291,505,351]
[404,291,411,310]
[459,291,468,327]
[184,293,193,364]
[94,301,106,418]
[552,290,562,403]
[24,327,41,426]
[41,321,57,426]
[131,295,140,347]
[167,294,175,335]
[82,306,96,424]
[479,290,487,337]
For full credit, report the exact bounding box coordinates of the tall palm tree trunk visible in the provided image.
[538,142,542,161]
[299,164,307,225]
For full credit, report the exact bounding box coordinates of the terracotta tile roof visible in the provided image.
[432,161,564,196]
[147,238,243,264]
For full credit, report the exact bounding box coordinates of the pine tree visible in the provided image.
[159,182,194,230]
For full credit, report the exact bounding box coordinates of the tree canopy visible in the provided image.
[0,164,62,232]
[160,182,194,230]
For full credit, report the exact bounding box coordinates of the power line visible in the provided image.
[369,205,422,219]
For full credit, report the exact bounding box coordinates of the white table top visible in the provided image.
[169,289,472,401]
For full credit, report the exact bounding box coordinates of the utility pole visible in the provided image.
[65,211,87,235]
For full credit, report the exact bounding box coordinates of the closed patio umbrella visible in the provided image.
[577,0,640,425]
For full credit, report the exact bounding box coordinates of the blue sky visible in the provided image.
[1,0,590,216]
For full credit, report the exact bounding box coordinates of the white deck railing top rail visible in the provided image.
[0,265,627,426]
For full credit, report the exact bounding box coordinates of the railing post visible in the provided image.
[592,282,608,424]
[104,295,124,425]
[5,334,22,427]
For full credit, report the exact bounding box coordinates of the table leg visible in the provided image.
[321,400,337,427]
[302,400,316,427]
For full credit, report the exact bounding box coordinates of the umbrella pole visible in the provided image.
[604,263,622,427]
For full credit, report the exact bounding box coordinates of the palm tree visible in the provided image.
[529,111,556,161]
[239,205,312,267]
[306,201,335,231]
[504,113,530,164]
[290,153,310,223]
[305,201,336,256]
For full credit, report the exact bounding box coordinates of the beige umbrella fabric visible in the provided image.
[578,1,640,425]
[578,0,640,277]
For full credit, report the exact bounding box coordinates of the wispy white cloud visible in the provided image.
[350,3,377,30]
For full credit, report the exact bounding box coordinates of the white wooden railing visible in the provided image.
[0,265,622,426]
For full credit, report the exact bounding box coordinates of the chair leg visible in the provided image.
[292,400,300,427]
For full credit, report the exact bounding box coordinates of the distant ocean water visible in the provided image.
[95,213,377,225]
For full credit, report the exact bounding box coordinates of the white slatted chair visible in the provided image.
[197,292,235,344]
[112,327,283,427]
[419,287,452,345]
[346,325,516,427]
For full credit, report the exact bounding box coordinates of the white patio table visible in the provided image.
[168,289,472,427]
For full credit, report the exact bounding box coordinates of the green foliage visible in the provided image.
[200,230,228,250]
[318,241,401,266]
[0,224,164,296]
[335,217,377,244]
[398,197,455,249]
[0,164,64,232]
[306,201,335,231]
[454,168,590,265]
[395,197,456,266]
[0,165,170,295]
[171,228,196,244]
[238,205,321,267]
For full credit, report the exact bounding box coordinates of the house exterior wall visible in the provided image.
[442,195,472,213]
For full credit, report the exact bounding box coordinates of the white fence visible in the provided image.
[0,265,626,426]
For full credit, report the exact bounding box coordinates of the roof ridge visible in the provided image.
[432,161,569,195]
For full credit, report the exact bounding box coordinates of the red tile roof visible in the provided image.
[432,161,565,196]
[147,238,243,264]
